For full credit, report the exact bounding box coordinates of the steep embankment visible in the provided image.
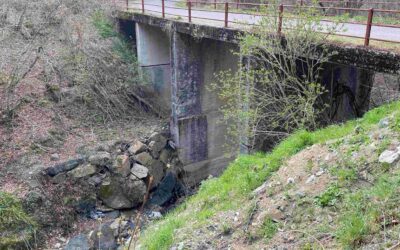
[139,101,400,250]
[0,2,163,248]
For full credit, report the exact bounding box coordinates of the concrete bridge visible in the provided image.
[117,11,400,185]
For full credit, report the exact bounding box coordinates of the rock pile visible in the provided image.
[45,132,183,210]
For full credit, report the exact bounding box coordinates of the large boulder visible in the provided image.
[88,152,111,166]
[125,176,147,204]
[98,176,146,209]
[149,172,178,206]
[67,164,97,179]
[46,158,85,177]
[89,223,117,250]
[64,234,90,250]
[111,154,131,176]
[147,159,165,188]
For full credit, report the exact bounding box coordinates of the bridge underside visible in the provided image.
[118,12,399,185]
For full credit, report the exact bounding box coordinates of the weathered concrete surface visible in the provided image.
[118,11,399,185]
[322,63,374,121]
[135,23,171,113]
[170,32,239,185]
[119,12,400,75]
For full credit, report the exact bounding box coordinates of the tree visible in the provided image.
[211,0,342,151]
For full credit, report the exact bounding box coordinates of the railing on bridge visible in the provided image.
[115,0,400,48]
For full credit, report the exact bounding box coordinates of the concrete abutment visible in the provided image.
[126,16,389,185]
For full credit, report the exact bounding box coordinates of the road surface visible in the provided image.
[125,0,400,43]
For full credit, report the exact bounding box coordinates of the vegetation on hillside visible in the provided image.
[139,101,400,249]
[0,192,37,249]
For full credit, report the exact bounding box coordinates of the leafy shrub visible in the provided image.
[315,184,342,207]
[0,192,37,248]
[259,217,278,240]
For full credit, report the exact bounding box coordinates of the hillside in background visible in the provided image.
[0,1,163,248]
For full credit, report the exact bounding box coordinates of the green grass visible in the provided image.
[0,192,37,248]
[315,184,342,207]
[140,101,400,250]
[92,11,118,38]
[336,172,400,248]
[259,217,278,240]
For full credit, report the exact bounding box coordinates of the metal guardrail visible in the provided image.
[117,0,400,47]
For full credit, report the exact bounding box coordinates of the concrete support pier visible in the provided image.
[126,13,390,185]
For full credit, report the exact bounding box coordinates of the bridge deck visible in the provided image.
[120,0,400,45]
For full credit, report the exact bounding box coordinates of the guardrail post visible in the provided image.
[300,0,303,6]
[142,0,145,13]
[126,0,129,10]
[236,0,239,9]
[364,8,374,46]
[224,2,229,27]
[162,0,165,18]
[278,4,283,35]
[188,1,192,22]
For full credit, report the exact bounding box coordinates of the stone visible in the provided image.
[148,211,162,219]
[124,178,147,206]
[64,234,90,250]
[50,153,60,161]
[306,175,316,184]
[130,163,149,179]
[51,172,67,184]
[159,149,172,164]
[295,191,306,198]
[287,177,295,184]
[147,159,165,187]
[135,152,153,166]
[149,172,177,206]
[46,158,85,177]
[252,181,268,196]
[148,132,167,156]
[104,210,120,220]
[98,176,146,209]
[379,149,400,164]
[111,155,131,176]
[74,194,97,216]
[68,164,97,178]
[378,117,390,128]
[95,143,111,152]
[88,152,111,166]
[315,169,325,177]
[90,223,117,250]
[109,218,128,237]
[267,208,285,221]
[128,140,147,155]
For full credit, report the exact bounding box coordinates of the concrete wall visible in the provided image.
[370,73,400,108]
[170,32,239,185]
[135,23,171,114]
[321,63,374,122]
[132,17,383,186]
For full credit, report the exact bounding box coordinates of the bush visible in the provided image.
[0,192,37,249]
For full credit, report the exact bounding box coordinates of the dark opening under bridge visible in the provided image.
[116,1,400,184]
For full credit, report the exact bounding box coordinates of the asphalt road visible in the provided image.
[127,0,400,43]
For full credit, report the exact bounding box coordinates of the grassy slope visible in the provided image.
[139,101,400,249]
